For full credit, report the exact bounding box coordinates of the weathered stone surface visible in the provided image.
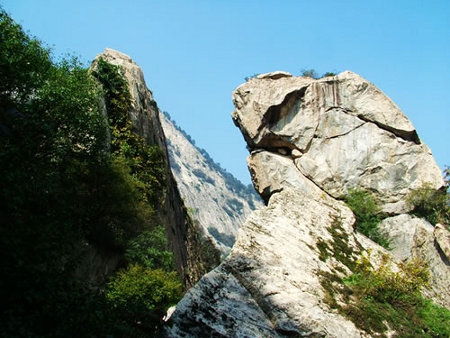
[378,215,450,308]
[256,71,292,80]
[295,122,441,213]
[93,49,166,149]
[167,70,448,335]
[232,75,312,149]
[247,150,326,203]
[435,224,450,262]
[232,70,443,213]
[160,113,262,254]
[165,189,364,337]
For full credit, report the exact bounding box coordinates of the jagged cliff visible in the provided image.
[90,49,214,287]
[164,71,449,336]
[160,112,263,254]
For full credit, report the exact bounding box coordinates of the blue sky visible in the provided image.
[3,0,449,184]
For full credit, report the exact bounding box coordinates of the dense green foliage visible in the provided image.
[344,189,390,248]
[407,174,449,228]
[342,252,450,336]
[106,265,181,326]
[0,10,180,336]
[322,72,337,77]
[125,226,175,271]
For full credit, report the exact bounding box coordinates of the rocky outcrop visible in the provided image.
[233,71,443,213]
[160,112,263,254]
[378,215,450,308]
[165,71,449,336]
[165,188,365,337]
[90,49,210,287]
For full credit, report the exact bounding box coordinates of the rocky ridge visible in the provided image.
[164,71,449,336]
[160,112,263,254]
[91,49,213,287]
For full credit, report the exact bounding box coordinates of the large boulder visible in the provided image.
[233,71,443,214]
[164,71,449,336]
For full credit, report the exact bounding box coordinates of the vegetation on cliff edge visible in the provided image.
[0,9,180,336]
[343,189,390,248]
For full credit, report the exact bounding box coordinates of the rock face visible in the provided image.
[165,188,365,337]
[160,112,263,254]
[91,49,211,287]
[233,71,443,213]
[378,215,450,308]
[165,71,449,336]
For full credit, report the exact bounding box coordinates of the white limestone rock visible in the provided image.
[232,70,444,213]
[167,70,448,335]
[247,150,327,202]
[378,215,450,308]
[435,224,450,261]
[164,189,365,337]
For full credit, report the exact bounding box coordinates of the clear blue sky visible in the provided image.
[3,0,449,184]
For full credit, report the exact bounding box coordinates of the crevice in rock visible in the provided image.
[256,131,300,151]
[332,108,420,144]
[356,113,420,144]
[261,187,283,205]
[324,122,367,140]
[294,160,337,200]
[434,239,450,266]
[262,87,308,127]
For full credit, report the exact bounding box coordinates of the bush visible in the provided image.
[342,251,450,336]
[407,183,449,227]
[301,68,319,79]
[125,226,175,271]
[343,189,390,248]
[106,264,182,332]
[323,72,337,77]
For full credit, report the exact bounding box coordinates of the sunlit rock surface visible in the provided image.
[163,71,448,336]
[165,189,365,337]
[233,71,443,214]
[160,113,262,254]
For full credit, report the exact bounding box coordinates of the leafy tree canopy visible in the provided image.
[0,9,180,336]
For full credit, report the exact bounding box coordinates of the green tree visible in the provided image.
[0,10,179,336]
[0,9,111,335]
[126,226,175,271]
[0,9,52,109]
[106,265,182,333]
